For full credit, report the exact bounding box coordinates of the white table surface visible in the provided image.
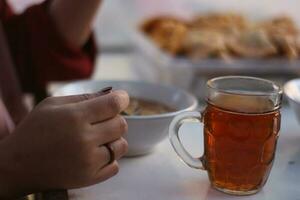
[60,53,300,200]
[68,106,300,200]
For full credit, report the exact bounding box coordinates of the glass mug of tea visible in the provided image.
[169,76,282,195]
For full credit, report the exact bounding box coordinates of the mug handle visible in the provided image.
[169,111,205,170]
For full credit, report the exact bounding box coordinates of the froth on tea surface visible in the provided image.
[210,94,276,114]
[203,102,280,193]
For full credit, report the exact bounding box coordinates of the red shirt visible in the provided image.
[1,0,97,96]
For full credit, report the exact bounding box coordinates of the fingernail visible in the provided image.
[98,87,113,96]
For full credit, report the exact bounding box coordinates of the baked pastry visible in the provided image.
[191,13,249,36]
[141,14,299,60]
[141,17,188,55]
[259,16,298,36]
[227,29,277,58]
[182,29,228,59]
[271,34,298,59]
[259,16,299,58]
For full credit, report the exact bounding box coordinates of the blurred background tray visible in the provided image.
[132,31,300,98]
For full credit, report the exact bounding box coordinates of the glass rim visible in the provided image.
[207,76,283,97]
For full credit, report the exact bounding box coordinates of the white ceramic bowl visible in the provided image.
[284,79,300,123]
[53,80,198,156]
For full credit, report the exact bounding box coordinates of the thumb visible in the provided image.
[49,87,112,105]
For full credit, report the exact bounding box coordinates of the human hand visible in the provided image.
[0,90,129,198]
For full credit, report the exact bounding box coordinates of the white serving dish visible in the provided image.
[284,79,300,123]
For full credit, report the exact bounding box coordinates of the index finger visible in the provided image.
[75,90,129,124]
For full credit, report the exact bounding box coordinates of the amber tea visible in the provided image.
[204,103,280,193]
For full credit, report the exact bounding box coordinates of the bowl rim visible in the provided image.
[284,78,300,105]
[54,80,199,119]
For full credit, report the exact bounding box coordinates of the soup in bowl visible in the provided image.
[53,80,198,156]
[122,97,175,116]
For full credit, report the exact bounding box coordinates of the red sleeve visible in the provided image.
[2,0,97,96]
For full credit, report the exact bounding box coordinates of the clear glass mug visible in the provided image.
[169,76,283,196]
